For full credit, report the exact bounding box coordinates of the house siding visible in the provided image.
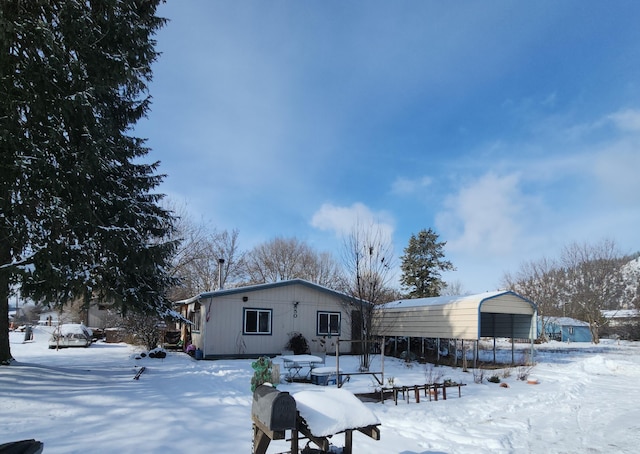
[189,281,353,358]
[539,317,592,342]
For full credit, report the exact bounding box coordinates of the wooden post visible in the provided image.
[344,430,353,454]
[336,337,340,388]
[381,335,385,388]
[414,385,420,403]
[442,384,447,400]
[253,424,267,454]
[291,428,298,454]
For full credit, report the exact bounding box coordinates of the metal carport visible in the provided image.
[374,291,537,365]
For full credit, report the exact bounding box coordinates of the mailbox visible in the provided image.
[252,385,297,431]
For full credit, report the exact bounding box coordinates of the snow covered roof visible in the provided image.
[58,324,93,336]
[545,316,589,327]
[176,279,368,306]
[383,290,511,309]
[601,309,640,319]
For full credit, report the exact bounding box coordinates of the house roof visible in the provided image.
[174,279,367,306]
[601,309,640,319]
[545,316,589,327]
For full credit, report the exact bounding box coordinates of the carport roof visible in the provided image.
[383,290,523,309]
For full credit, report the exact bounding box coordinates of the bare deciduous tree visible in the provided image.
[560,239,626,344]
[502,257,564,341]
[340,222,396,371]
[441,280,467,296]
[164,202,245,299]
[504,239,630,344]
[242,237,343,287]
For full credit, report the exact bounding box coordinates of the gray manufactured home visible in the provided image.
[177,279,360,359]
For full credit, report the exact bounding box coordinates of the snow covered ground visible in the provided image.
[2,327,640,453]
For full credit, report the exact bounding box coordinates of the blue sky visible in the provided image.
[136,1,640,294]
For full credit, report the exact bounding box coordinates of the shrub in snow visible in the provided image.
[424,363,443,385]
[518,365,535,381]
[148,347,167,359]
[488,374,501,383]
[286,332,310,355]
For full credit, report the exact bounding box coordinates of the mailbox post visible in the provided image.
[251,385,297,454]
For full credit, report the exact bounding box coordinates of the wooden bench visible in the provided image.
[381,382,467,405]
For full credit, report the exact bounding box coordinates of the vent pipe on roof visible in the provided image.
[218,258,225,290]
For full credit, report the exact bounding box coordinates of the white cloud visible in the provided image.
[591,141,640,206]
[310,202,395,242]
[391,176,432,195]
[436,173,524,256]
[607,109,640,132]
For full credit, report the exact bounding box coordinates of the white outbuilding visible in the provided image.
[374,290,537,364]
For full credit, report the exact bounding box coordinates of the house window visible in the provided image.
[244,308,272,335]
[317,311,341,336]
[189,303,201,332]
[568,326,574,335]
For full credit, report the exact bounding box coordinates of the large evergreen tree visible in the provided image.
[400,228,454,298]
[0,0,176,364]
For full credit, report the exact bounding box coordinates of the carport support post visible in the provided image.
[493,336,496,364]
[511,315,515,365]
[462,340,467,371]
[530,338,535,364]
[336,337,340,386]
[473,340,478,369]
